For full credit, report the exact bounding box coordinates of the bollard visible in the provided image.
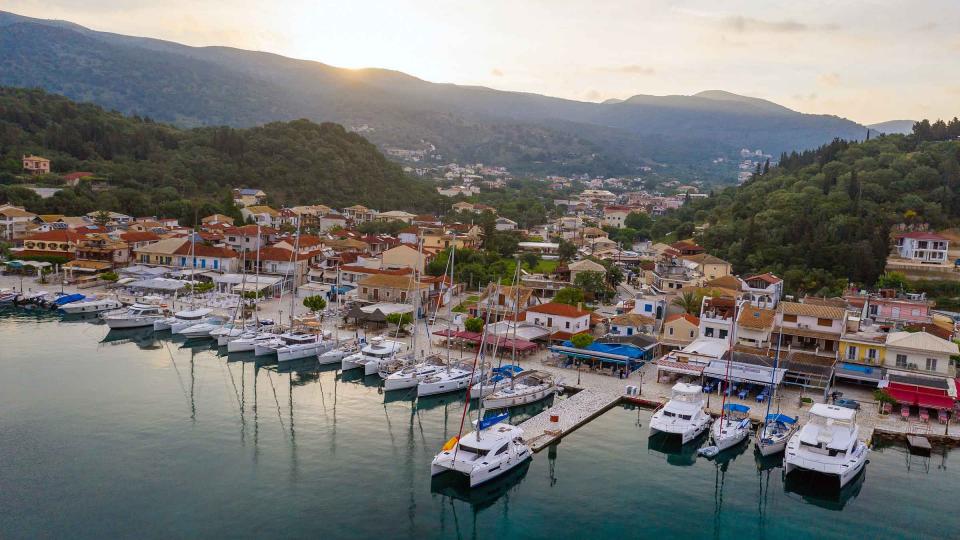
[546,413,561,436]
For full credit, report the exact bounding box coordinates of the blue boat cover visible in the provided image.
[54,294,85,306]
[493,365,523,374]
[478,412,509,430]
[765,413,797,424]
[723,403,750,413]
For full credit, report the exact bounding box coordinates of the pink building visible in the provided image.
[866,296,933,325]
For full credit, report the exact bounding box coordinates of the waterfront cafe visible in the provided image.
[212,273,285,297]
[432,328,540,358]
[549,335,657,374]
[879,373,958,415]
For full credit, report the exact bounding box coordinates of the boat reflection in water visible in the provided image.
[753,448,784,472]
[430,457,531,511]
[100,327,162,350]
[783,467,867,511]
[647,429,708,467]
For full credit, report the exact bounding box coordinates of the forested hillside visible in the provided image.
[0,87,442,222]
[668,119,960,295]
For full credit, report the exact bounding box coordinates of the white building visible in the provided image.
[525,303,591,339]
[741,273,783,309]
[895,232,950,264]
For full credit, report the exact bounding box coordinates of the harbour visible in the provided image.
[2,307,959,539]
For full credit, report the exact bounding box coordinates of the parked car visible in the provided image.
[835,398,861,410]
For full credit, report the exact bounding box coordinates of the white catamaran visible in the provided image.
[784,404,868,488]
[649,383,713,445]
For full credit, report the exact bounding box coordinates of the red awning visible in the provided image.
[454,330,483,340]
[886,387,956,410]
[432,329,457,337]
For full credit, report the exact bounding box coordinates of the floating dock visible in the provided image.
[519,388,621,452]
[906,435,933,456]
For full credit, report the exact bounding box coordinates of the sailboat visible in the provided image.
[754,329,798,456]
[469,260,525,399]
[709,300,751,452]
[431,284,531,487]
[317,268,355,363]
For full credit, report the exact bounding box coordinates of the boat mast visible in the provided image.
[718,300,740,426]
[289,219,301,329]
[762,323,784,431]
[445,243,456,366]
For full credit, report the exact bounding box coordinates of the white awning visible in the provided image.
[703,360,786,386]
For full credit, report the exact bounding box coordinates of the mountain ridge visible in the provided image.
[0,10,871,177]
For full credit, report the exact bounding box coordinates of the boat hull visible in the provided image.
[318,349,349,365]
[648,416,712,445]
[61,300,122,314]
[783,440,868,488]
[482,385,554,409]
[104,317,159,329]
[419,373,476,397]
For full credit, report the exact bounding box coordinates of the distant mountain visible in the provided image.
[0,10,871,177]
[867,120,916,135]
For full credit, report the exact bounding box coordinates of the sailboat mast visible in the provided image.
[718,300,739,425]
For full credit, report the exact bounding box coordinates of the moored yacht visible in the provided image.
[227,331,277,353]
[469,365,523,399]
[710,403,752,451]
[418,361,483,397]
[340,338,406,375]
[101,303,165,329]
[784,404,868,488]
[154,308,212,332]
[383,355,447,392]
[60,297,123,314]
[755,413,799,456]
[481,370,556,410]
[317,339,358,365]
[648,383,713,445]
[278,334,334,363]
[180,317,227,339]
[431,413,531,487]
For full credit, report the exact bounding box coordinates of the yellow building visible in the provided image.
[838,331,886,365]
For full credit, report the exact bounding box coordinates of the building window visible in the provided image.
[565,321,570,329]
[705,328,714,338]
[689,330,695,338]
[668,327,674,336]
[896,354,907,368]
[644,305,652,312]
[847,346,856,360]
[782,314,797,323]
[817,318,832,327]
[925,358,938,371]
[719,329,728,339]
[867,349,877,360]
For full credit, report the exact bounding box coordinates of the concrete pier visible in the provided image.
[519,388,621,452]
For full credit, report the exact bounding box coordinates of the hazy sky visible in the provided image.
[7,0,960,123]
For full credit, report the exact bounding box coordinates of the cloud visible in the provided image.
[601,64,655,75]
[490,68,504,77]
[720,16,838,34]
[817,72,841,87]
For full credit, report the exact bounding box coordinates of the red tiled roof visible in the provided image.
[665,313,700,325]
[223,225,278,236]
[527,302,591,318]
[745,272,782,285]
[172,242,238,259]
[551,330,591,340]
[897,232,948,241]
[23,230,82,242]
[340,264,412,275]
[255,246,313,261]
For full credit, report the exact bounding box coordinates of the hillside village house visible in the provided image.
[864,295,934,325]
[698,297,737,340]
[421,225,482,251]
[342,205,378,224]
[680,253,732,283]
[735,306,776,349]
[494,217,518,231]
[357,274,430,306]
[741,273,783,309]
[884,331,958,378]
[201,214,235,226]
[895,232,949,264]
[602,206,633,229]
[834,327,888,385]
[222,225,277,252]
[134,237,239,272]
[240,205,280,227]
[120,231,162,258]
[22,155,50,175]
[567,258,607,283]
[524,302,591,340]
[376,210,417,224]
[232,188,267,207]
[18,230,82,260]
[85,211,133,227]
[63,234,130,278]
[660,313,699,349]
[608,313,655,337]
[289,205,332,229]
[631,292,668,321]
[0,204,37,240]
[381,244,430,273]
[774,301,847,358]
[470,284,539,322]
[252,245,314,285]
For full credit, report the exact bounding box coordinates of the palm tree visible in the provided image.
[671,291,701,315]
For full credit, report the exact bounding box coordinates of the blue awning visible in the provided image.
[479,412,509,430]
[766,413,796,424]
[723,403,750,413]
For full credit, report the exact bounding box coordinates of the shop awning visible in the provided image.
[655,359,705,376]
[703,360,786,386]
[64,260,112,271]
[885,387,956,410]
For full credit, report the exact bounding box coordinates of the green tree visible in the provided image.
[554,287,584,306]
[100,271,119,282]
[386,312,413,329]
[570,333,594,349]
[557,240,577,262]
[463,317,484,333]
[671,291,702,315]
[574,270,608,301]
[302,295,328,313]
[876,271,908,291]
[521,252,540,270]
[92,210,111,228]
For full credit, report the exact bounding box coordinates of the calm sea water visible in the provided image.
[1,308,956,539]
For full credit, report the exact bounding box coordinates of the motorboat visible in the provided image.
[101,303,165,329]
[317,339,359,365]
[784,404,868,488]
[481,370,556,410]
[648,383,713,445]
[16,290,51,306]
[417,361,482,397]
[340,338,406,375]
[710,403,752,452]
[278,334,334,363]
[179,318,227,340]
[227,331,277,353]
[154,308,212,332]
[469,365,523,399]
[254,333,328,360]
[383,355,447,392]
[754,413,799,456]
[0,289,17,304]
[51,293,85,308]
[60,297,123,314]
[431,413,532,488]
